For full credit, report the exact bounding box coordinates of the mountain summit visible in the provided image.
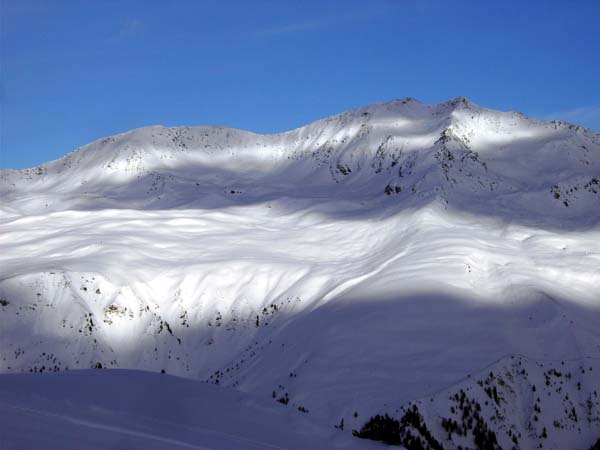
[2,97,598,228]
[1,99,600,450]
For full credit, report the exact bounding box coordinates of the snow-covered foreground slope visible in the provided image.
[0,369,377,450]
[1,97,600,449]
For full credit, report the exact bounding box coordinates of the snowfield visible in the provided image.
[0,369,377,450]
[1,97,599,449]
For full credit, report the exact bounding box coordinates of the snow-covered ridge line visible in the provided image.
[351,354,600,450]
[1,97,598,230]
[2,96,597,175]
[3,96,597,174]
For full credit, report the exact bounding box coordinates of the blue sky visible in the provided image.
[2,0,599,169]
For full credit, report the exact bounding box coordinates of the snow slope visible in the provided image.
[1,97,599,449]
[0,369,377,450]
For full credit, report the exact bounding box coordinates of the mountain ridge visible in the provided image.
[2,97,598,230]
[1,97,600,449]
[4,96,598,173]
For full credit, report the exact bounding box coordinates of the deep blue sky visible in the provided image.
[2,0,600,169]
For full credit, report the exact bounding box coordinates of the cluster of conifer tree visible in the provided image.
[352,405,443,450]
[354,391,506,450]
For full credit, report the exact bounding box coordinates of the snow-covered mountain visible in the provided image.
[1,97,599,449]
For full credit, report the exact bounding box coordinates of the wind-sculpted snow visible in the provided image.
[1,98,600,449]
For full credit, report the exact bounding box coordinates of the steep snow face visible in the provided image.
[1,97,600,449]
